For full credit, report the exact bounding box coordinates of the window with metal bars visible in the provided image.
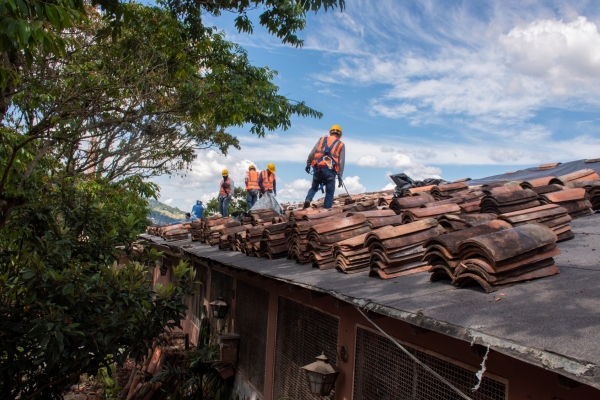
[189,262,209,329]
[235,280,270,395]
[353,326,507,400]
[273,297,339,400]
[209,269,234,341]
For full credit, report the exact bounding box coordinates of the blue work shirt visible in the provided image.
[191,203,204,219]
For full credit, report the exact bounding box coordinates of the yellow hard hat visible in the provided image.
[329,124,342,136]
[248,164,256,170]
[267,163,276,173]
[222,169,228,176]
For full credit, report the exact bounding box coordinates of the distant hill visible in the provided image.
[147,199,187,225]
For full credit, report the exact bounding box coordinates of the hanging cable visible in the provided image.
[355,306,474,400]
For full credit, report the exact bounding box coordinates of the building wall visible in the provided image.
[162,252,600,400]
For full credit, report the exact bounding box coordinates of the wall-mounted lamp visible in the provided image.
[301,352,340,396]
[209,297,229,319]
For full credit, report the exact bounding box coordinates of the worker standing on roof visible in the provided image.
[191,200,204,220]
[259,163,277,197]
[218,169,234,217]
[245,164,260,209]
[304,125,345,209]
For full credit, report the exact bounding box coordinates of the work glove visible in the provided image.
[305,165,311,174]
[338,176,343,188]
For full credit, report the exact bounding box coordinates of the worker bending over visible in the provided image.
[245,164,260,209]
[259,163,277,197]
[304,125,345,209]
[218,169,234,217]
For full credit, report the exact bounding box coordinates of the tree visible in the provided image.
[205,187,248,216]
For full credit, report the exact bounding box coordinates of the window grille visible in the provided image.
[273,297,339,400]
[190,262,209,328]
[235,280,270,395]
[353,326,507,400]
[209,269,234,340]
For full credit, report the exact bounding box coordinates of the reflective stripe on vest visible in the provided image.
[246,170,260,190]
[311,136,344,172]
[260,170,275,191]
[219,178,232,196]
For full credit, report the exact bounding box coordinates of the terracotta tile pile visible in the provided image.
[205,220,241,246]
[389,196,433,214]
[430,182,469,200]
[241,225,269,256]
[333,232,371,274]
[457,189,486,213]
[538,162,561,170]
[499,204,574,241]
[218,225,247,250]
[348,209,404,229]
[538,188,593,219]
[286,216,344,263]
[401,203,461,223]
[190,219,202,241]
[260,222,290,259]
[365,218,445,279]
[453,224,560,292]
[249,209,280,225]
[570,180,600,210]
[401,185,436,197]
[289,208,344,221]
[479,186,540,214]
[190,216,230,243]
[306,215,371,269]
[437,213,497,232]
[425,220,513,281]
[161,223,190,242]
[549,168,600,185]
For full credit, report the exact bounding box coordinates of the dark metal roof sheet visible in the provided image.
[140,212,600,389]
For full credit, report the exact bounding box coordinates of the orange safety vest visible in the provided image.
[219,177,232,196]
[246,170,260,190]
[311,136,344,173]
[260,170,275,191]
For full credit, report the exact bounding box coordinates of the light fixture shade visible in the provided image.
[210,297,229,319]
[301,352,340,396]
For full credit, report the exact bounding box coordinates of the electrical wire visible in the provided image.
[355,306,474,400]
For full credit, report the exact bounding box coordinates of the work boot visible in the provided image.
[303,200,311,209]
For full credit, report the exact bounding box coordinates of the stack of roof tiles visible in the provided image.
[549,168,600,185]
[425,222,560,292]
[437,213,497,232]
[389,196,433,214]
[249,209,280,225]
[499,204,574,241]
[333,232,371,274]
[479,186,540,214]
[286,216,344,263]
[205,219,241,246]
[260,222,290,259]
[401,203,461,223]
[425,220,512,281]
[401,185,436,197]
[570,179,600,210]
[242,225,269,256]
[365,218,445,279]
[520,177,564,195]
[190,219,202,241]
[430,182,469,200]
[538,188,593,219]
[218,225,247,250]
[307,215,371,269]
[161,223,191,242]
[456,189,485,213]
[348,209,403,229]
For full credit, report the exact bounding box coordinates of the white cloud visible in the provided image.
[162,198,173,205]
[391,153,412,168]
[341,176,367,194]
[381,146,395,153]
[381,182,396,190]
[489,149,525,163]
[356,155,380,167]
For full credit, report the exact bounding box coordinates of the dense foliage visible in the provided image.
[0,0,343,397]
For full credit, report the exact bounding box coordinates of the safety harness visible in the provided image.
[314,138,340,171]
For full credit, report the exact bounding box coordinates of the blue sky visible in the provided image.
[152,0,600,211]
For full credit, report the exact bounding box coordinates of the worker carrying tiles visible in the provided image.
[245,164,260,209]
[303,124,346,209]
[259,163,277,197]
[218,169,233,217]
